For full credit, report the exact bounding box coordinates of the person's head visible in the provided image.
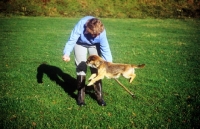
[85,18,104,37]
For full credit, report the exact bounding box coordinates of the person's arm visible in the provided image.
[63,20,83,57]
[99,30,113,62]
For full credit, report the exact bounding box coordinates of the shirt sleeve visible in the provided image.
[99,30,113,62]
[63,20,83,56]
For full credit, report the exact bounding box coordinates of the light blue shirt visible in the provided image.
[63,16,112,62]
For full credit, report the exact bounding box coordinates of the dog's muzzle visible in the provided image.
[86,61,96,68]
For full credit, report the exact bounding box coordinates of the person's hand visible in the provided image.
[62,55,70,62]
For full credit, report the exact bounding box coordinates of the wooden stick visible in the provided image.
[114,78,135,98]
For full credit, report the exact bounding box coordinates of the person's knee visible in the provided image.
[76,61,87,75]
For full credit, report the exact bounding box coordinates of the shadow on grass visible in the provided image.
[36,63,77,99]
[36,63,99,105]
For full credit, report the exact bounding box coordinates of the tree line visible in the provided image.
[0,0,200,18]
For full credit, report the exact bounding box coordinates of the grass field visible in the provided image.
[0,17,199,129]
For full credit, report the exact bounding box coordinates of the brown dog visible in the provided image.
[86,55,145,86]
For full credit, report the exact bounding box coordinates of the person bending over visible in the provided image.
[63,16,112,106]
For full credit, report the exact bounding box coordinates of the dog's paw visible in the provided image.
[87,81,94,86]
[88,77,92,81]
[88,74,97,81]
[88,76,95,81]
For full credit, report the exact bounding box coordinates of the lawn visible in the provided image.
[0,17,199,129]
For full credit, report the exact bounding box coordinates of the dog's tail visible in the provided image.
[132,64,145,68]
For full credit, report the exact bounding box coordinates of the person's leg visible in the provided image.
[74,44,87,106]
[74,44,88,76]
[93,80,106,106]
[88,45,106,106]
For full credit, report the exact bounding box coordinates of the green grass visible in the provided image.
[0,17,200,129]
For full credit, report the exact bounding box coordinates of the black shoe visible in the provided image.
[98,100,106,106]
[77,102,86,106]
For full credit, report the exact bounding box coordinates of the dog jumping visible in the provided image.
[86,55,145,86]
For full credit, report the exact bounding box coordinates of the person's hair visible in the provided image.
[85,18,104,35]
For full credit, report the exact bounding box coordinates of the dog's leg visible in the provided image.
[129,74,136,83]
[88,81,95,86]
[88,73,97,81]
[87,75,104,86]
